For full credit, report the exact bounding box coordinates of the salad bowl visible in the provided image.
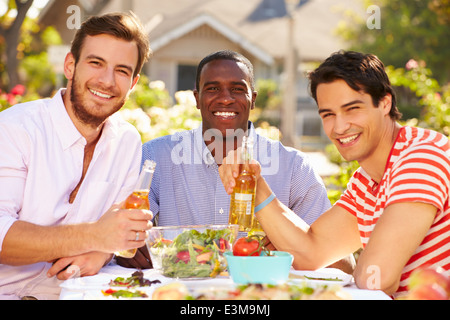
[146,224,239,279]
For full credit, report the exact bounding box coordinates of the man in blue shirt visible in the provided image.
[143,121,329,227]
[117,51,353,272]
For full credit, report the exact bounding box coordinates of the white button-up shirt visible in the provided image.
[0,89,142,298]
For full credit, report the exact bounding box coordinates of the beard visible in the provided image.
[70,71,127,128]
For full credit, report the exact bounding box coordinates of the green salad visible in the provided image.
[149,228,235,278]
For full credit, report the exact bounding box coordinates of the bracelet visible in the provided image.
[254,193,276,213]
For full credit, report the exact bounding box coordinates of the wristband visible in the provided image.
[254,193,276,213]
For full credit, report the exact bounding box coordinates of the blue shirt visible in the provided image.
[142,123,330,226]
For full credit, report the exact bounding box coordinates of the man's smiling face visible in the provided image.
[194,59,257,139]
[317,79,391,165]
[65,34,139,128]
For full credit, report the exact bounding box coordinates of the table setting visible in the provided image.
[59,264,391,300]
[59,224,391,300]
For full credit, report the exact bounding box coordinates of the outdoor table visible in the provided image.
[59,261,391,300]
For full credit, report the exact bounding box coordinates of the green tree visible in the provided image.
[0,0,61,94]
[337,0,450,83]
[0,0,34,90]
[387,60,450,135]
[329,0,450,202]
[254,79,282,127]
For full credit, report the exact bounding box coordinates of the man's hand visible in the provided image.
[91,203,153,254]
[47,251,113,280]
[219,149,262,194]
[115,246,153,269]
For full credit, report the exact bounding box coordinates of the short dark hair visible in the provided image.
[309,50,401,121]
[71,12,152,78]
[195,50,255,90]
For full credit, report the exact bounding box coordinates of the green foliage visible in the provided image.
[0,7,62,93]
[255,79,281,111]
[323,144,359,205]
[141,90,202,141]
[336,0,450,84]
[124,76,173,111]
[40,26,62,47]
[253,79,282,127]
[121,77,197,143]
[387,61,450,135]
[20,51,56,95]
[0,84,40,112]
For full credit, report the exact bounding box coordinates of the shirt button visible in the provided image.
[219,208,224,215]
[206,153,214,165]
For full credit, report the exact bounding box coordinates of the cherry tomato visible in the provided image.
[215,238,231,252]
[233,236,263,256]
[176,250,190,263]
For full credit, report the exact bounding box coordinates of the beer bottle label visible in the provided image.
[234,193,253,215]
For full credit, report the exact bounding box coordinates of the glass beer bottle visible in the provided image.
[115,160,156,258]
[228,136,256,232]
[249,216,265,237]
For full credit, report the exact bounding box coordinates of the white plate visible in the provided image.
[60,269,168,299]
[83,287,155,300]
[288,268,353,286]
[60,274,112,292]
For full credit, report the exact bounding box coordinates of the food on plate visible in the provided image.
[303,276,343,282]
[223,283,351,300]
[148,227,236,278]
[152,282,193,300]
[109,270,161,288]
[151,282,351,300]
[101,288,149,299]
[289,273,343,282]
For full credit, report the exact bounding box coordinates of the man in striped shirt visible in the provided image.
[116,51,357,272]
[220,51,449,298]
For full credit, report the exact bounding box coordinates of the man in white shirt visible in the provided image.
[0,13,153,300]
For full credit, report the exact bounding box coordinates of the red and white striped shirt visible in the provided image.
[336,126,450,297]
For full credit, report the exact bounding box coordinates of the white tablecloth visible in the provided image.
[59,262,391,300]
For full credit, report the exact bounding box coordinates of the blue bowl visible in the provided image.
[224,251,293,285]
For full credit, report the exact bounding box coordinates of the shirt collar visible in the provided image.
[193,121,257,165]
[50,89,85,150]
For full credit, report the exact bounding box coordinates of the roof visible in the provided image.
[144,0,363,62]
[39,0,364,63]
[150,13,275,65]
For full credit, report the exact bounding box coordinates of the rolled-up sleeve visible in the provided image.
[0,122,29,252]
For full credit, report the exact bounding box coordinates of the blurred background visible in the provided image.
[1,0,449,202]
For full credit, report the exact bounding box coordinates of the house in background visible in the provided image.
[39,0,364,150]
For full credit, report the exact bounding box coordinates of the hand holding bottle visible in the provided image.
[115,160,156,258]
[219,148,261,195]
[91,203,153,255]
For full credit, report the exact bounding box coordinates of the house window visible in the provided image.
[297,109,323,137]
[177,64,197,91]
